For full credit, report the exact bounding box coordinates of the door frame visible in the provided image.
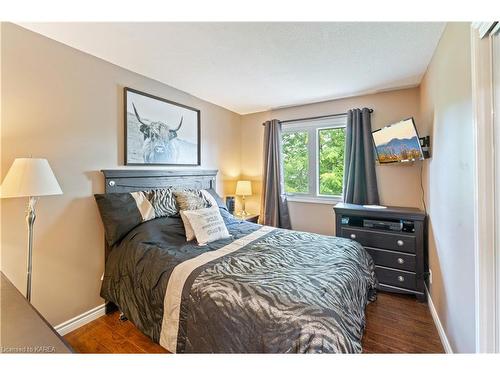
[471,21,499,353]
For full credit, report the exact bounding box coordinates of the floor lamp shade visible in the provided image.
[1,158,62,198]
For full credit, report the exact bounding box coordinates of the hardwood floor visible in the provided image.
[64,292,444,354]
[64,311,168,353]
[362,292,444,353]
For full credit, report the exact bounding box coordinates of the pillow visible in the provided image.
[205,188,229,211]
[173,189,217,211]
[143,188,178,217]
[175,189,219,241]
[94,188,176,246]
[181,206,231,245]
[201,189,219,208]
[179,210,196,241]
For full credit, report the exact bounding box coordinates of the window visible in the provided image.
[282,116,347,201]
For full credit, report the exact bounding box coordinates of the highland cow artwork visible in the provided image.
[125,88,200,165]
[372,118,424,164]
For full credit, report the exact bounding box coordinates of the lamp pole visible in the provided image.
[25,196,37,302]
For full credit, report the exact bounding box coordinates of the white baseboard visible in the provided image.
[54,304,106,336]
[426,286,453,353]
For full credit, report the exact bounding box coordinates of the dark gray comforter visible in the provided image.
[100,210,377,353]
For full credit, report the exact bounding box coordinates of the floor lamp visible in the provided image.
[1,158,62,302]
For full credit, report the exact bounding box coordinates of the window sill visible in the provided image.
[285,195,342,205]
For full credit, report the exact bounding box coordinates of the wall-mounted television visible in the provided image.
[372,118,424,164]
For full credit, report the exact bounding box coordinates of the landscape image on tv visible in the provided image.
[372,118,424,163]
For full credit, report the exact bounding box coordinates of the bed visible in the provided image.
[98,169,377,353]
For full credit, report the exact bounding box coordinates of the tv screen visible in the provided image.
[372,118,424,164]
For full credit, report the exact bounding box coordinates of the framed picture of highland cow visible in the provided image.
[124,87,200,166]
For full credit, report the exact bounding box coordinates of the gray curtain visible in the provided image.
[260,119,291,229]
[343,108,380,205]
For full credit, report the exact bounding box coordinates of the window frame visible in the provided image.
[282,115,347,203]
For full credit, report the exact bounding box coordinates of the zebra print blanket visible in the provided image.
[101,210,377,353]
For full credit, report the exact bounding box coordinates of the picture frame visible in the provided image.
[124,87,201,166]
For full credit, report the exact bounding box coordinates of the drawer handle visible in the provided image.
[397,258,405,264]
[397,240,404,247]
[398,275,405,282]
[350,234,357,239]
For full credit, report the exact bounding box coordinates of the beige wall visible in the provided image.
[240,87,424,235]
[0,23,242,326]
[420,22,475,353]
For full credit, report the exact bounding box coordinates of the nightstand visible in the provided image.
[233,213,259,223]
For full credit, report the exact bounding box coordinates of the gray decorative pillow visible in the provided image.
[144,188,178,217]
[173,189,214,211]
[205,188,229,211]
[95,192,145,246]
[95,188,178,246]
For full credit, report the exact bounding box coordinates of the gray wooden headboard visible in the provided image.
[100,169,218,313]
[101,169,218,194]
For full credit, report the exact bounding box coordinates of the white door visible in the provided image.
[472,22,500,353]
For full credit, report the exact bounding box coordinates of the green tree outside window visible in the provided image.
[282,127,345,197]
[318,128,345,196]
[282,131,309,193]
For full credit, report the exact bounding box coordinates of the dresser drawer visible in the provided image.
[375,266,416,290]
[341,227,416,253]
[365,247,416,272]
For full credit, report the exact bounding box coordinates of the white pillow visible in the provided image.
[181,206,231,245]
[179,210,196,241]
[178,190,220,241]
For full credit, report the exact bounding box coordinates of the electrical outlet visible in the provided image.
[429,269,433,284]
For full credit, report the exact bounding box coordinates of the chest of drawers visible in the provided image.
[334,203,427,301]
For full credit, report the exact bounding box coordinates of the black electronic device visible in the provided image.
[363,219,403,231]
[419,135,431,159]
[225,196,235,213]
[401,220,415,233]
[372,117,425,164]
[342,216,416,233]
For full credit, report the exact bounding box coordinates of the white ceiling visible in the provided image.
[18,22,445,114]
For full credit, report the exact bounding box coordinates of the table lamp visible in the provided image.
[0,158,63,302]
[235,180,252,217]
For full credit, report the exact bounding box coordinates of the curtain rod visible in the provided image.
[262,108,373,126]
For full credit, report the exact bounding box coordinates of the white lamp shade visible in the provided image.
[235,180,252,196]
[1,158,63,198]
